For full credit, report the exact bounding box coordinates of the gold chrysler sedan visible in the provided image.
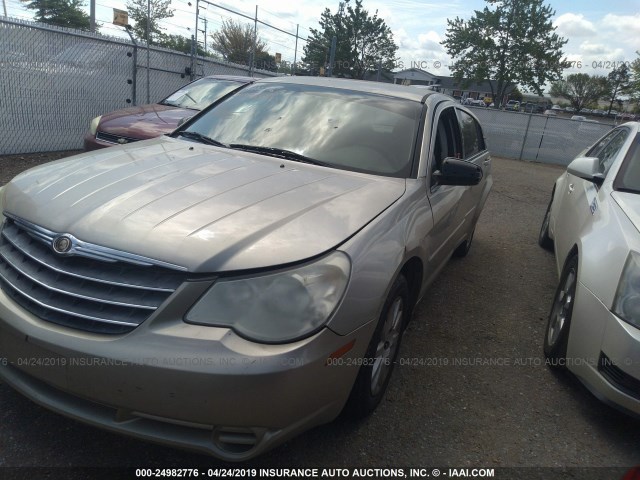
[0,77,492,460]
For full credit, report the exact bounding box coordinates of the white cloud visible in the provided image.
[601,13,640,35]
[580,42,612,56]
[554,13,597,37]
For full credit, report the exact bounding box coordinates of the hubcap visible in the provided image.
[371,296,404,396]
[548,267,576,346]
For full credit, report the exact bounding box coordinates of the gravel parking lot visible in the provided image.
[0,152,638,479]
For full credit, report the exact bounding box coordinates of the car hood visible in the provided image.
[98,104,195,140]
[612,191,640,234]
[3,137,406,272]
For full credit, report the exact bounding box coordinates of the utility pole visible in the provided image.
[194,0,199,62]
[293,24,298,76]
[89,0,95,32]
[327,35,336,77]
[202,18,207,54]
[249,5,258,76]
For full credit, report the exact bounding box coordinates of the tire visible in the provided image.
[453,226,475,258]
[343,274,410,419]
[544,254,578,369]
[538,192,554,251]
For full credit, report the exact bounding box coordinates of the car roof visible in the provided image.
[203,74,256,83]
[253,76,437,102]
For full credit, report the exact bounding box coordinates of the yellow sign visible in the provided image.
[113,8,128,26]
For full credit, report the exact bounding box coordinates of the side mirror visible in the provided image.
[433,158,483,186]
[567,156,605,186]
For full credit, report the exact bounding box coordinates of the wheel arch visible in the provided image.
[399,256,423,315]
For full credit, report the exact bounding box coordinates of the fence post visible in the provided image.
[518,112,533,161]
[535,115,550,163]
[146,0,150,104]
[125,26,138,106]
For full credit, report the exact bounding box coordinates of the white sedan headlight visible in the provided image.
[185,252,351,343]
[89,116,102,135]
[613,251,640,329]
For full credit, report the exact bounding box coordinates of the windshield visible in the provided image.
[161,78,244,110]
[615,134,640,194]
[183,82,422,178]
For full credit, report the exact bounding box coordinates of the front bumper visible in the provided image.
[567,282,640,417]
[0,284,372,460]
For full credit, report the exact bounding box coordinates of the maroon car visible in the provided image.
[84,75,254,150]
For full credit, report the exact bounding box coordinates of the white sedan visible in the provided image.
[539,121,640,417]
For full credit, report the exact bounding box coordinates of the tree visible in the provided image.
[158,34,206,56]
[126,0,174,44]
[605,64,631,114]
[209,19,274,69]
[303,0,398,79]
[629,53,640,113]
[509,87,523,102]
[442,0,567,108]
[549,74,608,113]
[21,0,91,31]
[210,19,263,66]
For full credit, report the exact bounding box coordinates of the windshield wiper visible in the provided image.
[229,144,330,167]
[177,131,228,148]
[160,100,180,107]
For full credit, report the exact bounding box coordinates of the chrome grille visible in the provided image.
[0,216,188,334]
[96,131,141,145]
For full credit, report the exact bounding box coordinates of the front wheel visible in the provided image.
[343,275,409,419]
[544,254,578,368]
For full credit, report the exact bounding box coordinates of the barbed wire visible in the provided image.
[4,0,312,64]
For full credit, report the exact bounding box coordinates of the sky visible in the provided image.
[4,0,640,80]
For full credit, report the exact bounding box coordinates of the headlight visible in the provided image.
[185,251,351,343]
[613,251,640,329]
[89,116,102,135]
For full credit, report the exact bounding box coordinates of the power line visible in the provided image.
[199,0,309,42]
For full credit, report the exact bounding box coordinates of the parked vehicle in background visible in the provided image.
[593,109,606,117]
[538,122,640,418]
[544,110,557,116]
[0,77,492,461]
[565,106,575,113]
[83,75,254,150]
[505,100,520,111]
[551,104,562,111]
[571,115,587,121]
[520,102,543,113]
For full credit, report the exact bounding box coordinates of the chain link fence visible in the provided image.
[0,16,618,164]
[0,17,275,155]
[469,107,616,165]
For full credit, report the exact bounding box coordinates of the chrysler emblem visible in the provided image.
[117,138,128,144]
[52,235,73,254]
